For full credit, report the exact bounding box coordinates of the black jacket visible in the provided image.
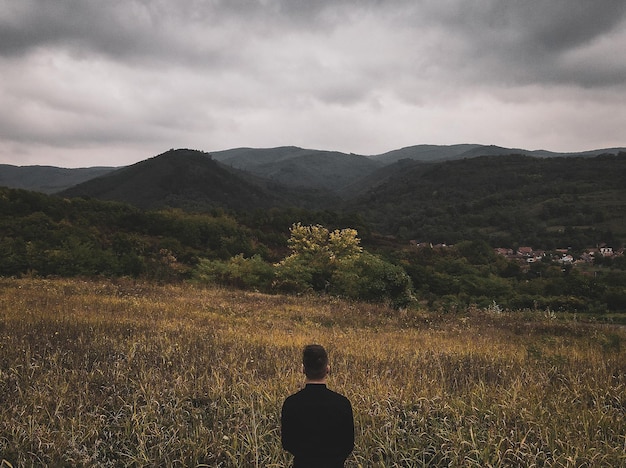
[281,384,354,467]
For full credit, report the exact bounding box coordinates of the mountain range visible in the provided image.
[3,143,625,195]
[2,144,626,245]
[0,164,115,194]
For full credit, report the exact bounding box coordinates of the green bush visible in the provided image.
[331,252,414,308]
[194,254,275,290]
[272,254,316,293]
[273,223,362,292]
[603,288,626,312]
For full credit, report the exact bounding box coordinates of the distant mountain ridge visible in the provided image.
[368,144,626,164]
[347,153,626,244]
[210,146,383,191]
[0,164,115,194]
[1,143,625,196]
[59,149,289,211]
[2,144,625,247]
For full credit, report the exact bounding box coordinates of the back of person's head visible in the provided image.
[303,344,329,380]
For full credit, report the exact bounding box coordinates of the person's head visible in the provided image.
[302,344,329,381]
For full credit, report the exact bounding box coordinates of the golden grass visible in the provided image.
[1,278,625,467]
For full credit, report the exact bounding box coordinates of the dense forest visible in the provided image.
[49,150,626,251]
[1,184,625,315]
[350,154,626,249]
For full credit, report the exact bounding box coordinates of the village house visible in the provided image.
[600,246,614,257]
[494,244,620,267]
[578,251,595,264]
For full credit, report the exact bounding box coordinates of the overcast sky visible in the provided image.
[1,0,626,168]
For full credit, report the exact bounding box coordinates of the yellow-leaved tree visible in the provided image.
[275,223,362,291]
[275,223,413,307]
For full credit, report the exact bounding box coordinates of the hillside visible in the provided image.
[368,144,626,164]
[35,149,626,249]
[211,146,382,192]
[0,164,115,194]
[210,146,310,168]
[349,153,626,247]
[59,149,290,211]
[3,144,626,196]
[370,144,483,164]
[4,145,626,250]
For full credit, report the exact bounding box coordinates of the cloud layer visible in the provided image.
[1,0,626,167]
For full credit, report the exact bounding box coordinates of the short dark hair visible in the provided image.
[303,344,328,380]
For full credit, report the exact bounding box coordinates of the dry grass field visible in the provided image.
[1,278,625,467]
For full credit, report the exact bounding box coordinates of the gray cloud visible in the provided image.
[0,0,625,167]
[410,0,626,87]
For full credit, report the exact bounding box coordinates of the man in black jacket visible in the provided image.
[281,344,355,467]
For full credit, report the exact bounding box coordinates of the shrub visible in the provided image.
[274,223,363,292]
[194,254,275,290]
[331,252,414,308]
[603,288,626,312]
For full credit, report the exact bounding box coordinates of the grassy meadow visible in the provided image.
[1,278,625,467]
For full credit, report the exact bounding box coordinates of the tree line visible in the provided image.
[1,187,625,314]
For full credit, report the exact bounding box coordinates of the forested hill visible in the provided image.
[3,148,626,250]
[0,164,115,194]
[2,152,626,313]
[59,149,336,211]
[2,144,625,195]
[351,153,626,248]
[210,146,382,192]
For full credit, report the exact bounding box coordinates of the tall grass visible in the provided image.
[1,278,624,467]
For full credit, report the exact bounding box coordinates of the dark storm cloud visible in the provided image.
[0,0,625,167]
[0,1,216,65]
[4,1,624,84]
[404,0,626,87]
[0,1,139,57]
[0,0,342,63]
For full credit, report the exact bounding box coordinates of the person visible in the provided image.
[281,344,355,468]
